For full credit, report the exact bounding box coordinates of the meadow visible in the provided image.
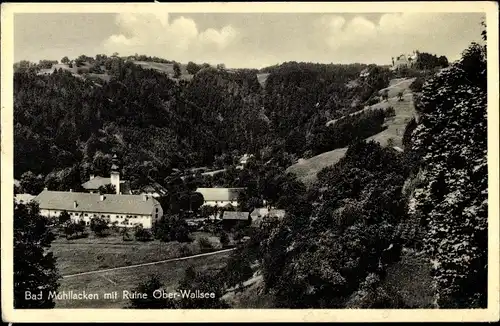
[287,77,416,186]
[55,251,231,308]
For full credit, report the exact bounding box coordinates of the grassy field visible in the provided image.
[51,231,222,275]
[51,228,228,308]
[287,77,416,186]
[55,251,231,308]
[257,73,270,88]
[286,148,348,186]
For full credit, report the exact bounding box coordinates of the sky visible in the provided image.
[14,12,485,69]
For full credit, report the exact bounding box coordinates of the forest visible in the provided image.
[14,55,398,193]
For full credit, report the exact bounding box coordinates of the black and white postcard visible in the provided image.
[1,1,498,323]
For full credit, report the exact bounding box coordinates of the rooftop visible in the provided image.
[196,187,245,202]
[34,190,160,215]
[222,211,250,221]
[250,208,286,218]
[81,176,131,193]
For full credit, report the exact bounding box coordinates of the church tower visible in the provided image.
[110,154,121,195]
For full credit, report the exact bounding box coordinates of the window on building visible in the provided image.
[156,208,158,213]
[85,213,88,216]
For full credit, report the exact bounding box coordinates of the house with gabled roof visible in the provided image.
[81,154,132,195]
[34,189,163,229]
[195,187,246,207]
[221,211,251,229]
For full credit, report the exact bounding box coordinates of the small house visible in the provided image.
[221,211,250,229]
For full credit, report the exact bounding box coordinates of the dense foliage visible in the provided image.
[409,41,487,308]
[14,58,393,190]
[14,202,60,308]
[260,141,411,307]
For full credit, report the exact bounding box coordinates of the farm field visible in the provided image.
[51,231,222,275]
[55,251,231,308]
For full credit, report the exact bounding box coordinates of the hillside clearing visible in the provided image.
[287,77,417,186]
[257,73,270,88]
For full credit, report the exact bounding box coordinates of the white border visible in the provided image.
[1,2,499,322]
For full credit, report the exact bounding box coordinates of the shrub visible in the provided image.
[58,211,71,225]
[411,41,487,307]
[134,225,152,242]
[385,106,396,118]
[365,96,380,106]
[155,215,191,243]
[128,274,177,309]
[197,236,213,252]
[219,231,230,248]
[90,216,109,237]
[121,228,133,241]
[409,77,425,93]
[179,244,193,257]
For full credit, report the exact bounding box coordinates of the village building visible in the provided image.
[250,208,286,228]
[195,187,246,207]
[221,211,251,229]
[391,51,418,71]
[33,189,163,229]
[136,183,168,198]
[81,155,132,195]
[14,194,36,204]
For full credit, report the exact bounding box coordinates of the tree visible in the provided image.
[154,215,191,242]
[261,141,410,308]
[20,171,44,195]
[74,220,86,236]
[186,61,201,75]
[411,39,487,308]
[219,231,230,248]
[134,225,152,242]
[58,211,71,225]
[176,267,230,308]
[190,192,204,212]
[200,205,217,219]
[14,202,60,308]
[128,274,176,308]
[64,221,76,239]
[381,89,389,102]
[220,249,254,290]
[90,216,109,237]
[397,91,404,101]
[121,227,133,241]
[98,184,116,195]
[197,236,213,252]
[38,60,57,69]
[173,62,181,78]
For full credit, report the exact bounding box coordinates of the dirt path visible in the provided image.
[62,248,235,278]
